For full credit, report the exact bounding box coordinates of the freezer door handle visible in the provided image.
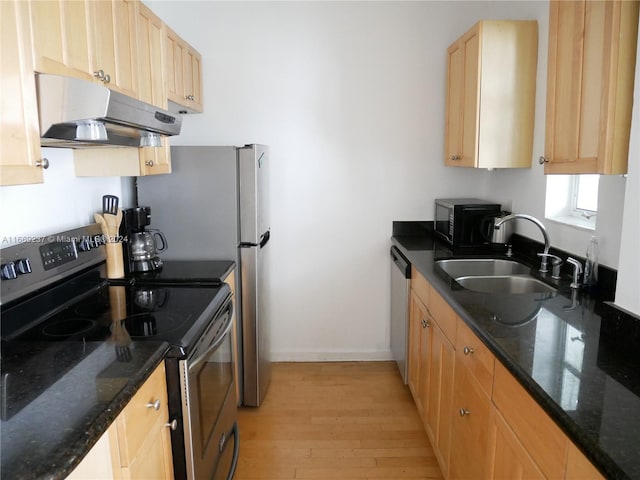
[239,229,270,249]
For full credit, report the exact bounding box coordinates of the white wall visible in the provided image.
[147,0,565,360]
[0,149,135,246]
[614,28,640,315]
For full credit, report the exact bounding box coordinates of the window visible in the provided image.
[573,175,599,217]
[545,174,599,230]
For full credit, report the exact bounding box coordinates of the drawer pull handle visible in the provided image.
[463,346,474,356]
[459,408,470,417]
[147,399,161,410]
[166,419,178,430]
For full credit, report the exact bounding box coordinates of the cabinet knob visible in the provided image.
[421,319,431,329]
[94,69,105,80]
[463,346,474,356]
[459,408,470,417]
[539,156,549,164]
[147,399,161,410]
[145,160,154,167]
[103,73,111,84]
[165,419,178,430]
[185,94,195,101]
[36,158,49,169]
[450,154,460,161]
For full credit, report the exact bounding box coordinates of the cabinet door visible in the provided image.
[139,138,172,176]
[165,26,203,112]
[543,0,639,174]
[28,0,93,80]
[166,27,187,107]
[445,25,480,168]
[90,0,138,98]
[1,0,44,186]
[565,442,604,480]
[185,45,203,112]
[408,291,431,417]
[425,322,455,478]
[487,407,546,480]
[449,361,491,479]
[110,363,174,478]
[136,1,167,109]
[445,39,464,166]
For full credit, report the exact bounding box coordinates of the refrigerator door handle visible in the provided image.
[239,230,270,249]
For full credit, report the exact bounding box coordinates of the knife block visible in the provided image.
[105,242,125,279]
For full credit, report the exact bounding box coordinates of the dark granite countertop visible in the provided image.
[392,224,640,480]
[0,339,169,480]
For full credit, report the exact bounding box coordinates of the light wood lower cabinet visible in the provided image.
[66,362,173,479]
[487,407,546,480]
[449,341,492,479]
[109,362,174,479]
[408,290,430,417]
[425,321,455,477]
[406,270,605,480]
[408,270,456,478]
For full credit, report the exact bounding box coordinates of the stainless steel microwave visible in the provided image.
[434,198,501,246]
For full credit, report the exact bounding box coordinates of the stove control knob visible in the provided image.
[15,258,32,275]
[1,262,18,280]
[76,237,92,252]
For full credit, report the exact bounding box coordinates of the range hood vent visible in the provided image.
[36,74,182,148]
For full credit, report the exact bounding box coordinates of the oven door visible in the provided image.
[181,300,238,480]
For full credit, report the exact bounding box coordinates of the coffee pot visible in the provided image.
[121,207,168,273]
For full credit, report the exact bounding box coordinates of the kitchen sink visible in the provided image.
[435,258,531,278]
[435,258,556,295]
[455,275,556,295]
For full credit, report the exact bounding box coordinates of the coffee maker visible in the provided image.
[121,206,168,273]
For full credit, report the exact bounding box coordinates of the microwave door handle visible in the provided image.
[188,314,233,373]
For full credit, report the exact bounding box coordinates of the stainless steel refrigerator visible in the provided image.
[137,144,271,407]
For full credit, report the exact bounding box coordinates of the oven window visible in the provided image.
[195,332,233,451]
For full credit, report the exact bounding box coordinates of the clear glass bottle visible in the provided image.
[583,236,599,292]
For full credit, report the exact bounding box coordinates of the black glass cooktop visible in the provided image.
[130,260,234,286]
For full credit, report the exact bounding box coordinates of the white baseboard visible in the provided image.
[270,351,395,362]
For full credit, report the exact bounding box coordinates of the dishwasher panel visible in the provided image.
[390,246,411,383]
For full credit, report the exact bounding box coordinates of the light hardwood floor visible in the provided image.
[235,361,443,480]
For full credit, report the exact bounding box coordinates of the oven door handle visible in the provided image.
[188,313,233,373]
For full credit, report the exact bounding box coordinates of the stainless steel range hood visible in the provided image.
[36,74,182,148]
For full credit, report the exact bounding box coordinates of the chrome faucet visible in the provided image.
[494,214,552,273]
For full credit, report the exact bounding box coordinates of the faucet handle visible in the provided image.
[566,257,583,289]
[538,253,563,279]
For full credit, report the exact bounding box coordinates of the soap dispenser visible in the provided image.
[583,236,599,293]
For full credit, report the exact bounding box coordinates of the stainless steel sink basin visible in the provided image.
[455,275,556,294]
[436,258,530,278]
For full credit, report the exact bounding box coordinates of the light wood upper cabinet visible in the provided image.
[166,26,203,113]
[74,142,171,177]
[27,0,93,81]
[28,0,139,98]
[89,0,138,98]
[0,0,45,186]
[136,1,167,109]
[542,0,639,174]
[445,20,538,169]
